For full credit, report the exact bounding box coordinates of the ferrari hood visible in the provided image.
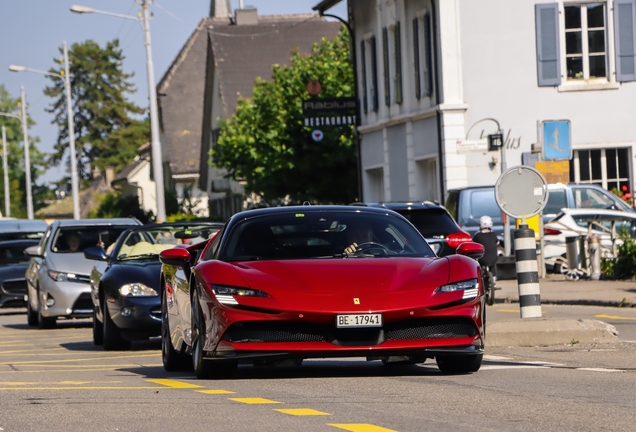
[220,257,451,312]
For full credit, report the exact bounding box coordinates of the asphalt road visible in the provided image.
[1,308,635,432]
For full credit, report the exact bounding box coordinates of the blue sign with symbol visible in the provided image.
[542,120,572,161]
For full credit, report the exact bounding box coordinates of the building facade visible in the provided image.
[318,0,636,204]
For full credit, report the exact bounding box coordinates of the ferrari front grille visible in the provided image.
[384,318,477,340]
[223,317,477,345]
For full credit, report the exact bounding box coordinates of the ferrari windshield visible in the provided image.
[117,224,221,260]
[221,211,435,261]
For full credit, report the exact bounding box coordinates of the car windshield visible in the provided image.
[117,224,221,260]
[51,226,130,254]
[220,211,435,261]
[0,244,34,265]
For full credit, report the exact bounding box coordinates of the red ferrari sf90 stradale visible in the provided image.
[159,205,485,379]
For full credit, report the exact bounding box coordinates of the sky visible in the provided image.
[0,0,347,185]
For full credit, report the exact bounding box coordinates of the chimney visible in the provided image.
[210,0,231,18]
[235,7,258,25]
[105,166,115,187]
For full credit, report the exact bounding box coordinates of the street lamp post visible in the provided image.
[0,110,32,218]
[20,87,34,220]
[71,2,167,222]
[9,44,81,219]
[1,126,9,217]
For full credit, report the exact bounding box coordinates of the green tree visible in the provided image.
[212,27,357,204]
[89,190,154,224]
[44,39,149,186]
[0,85,49,217]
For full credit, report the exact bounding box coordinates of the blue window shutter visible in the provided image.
[423,13,434,96]
[413,17,421,100]
[371,35,379,111]
[535,3,561,86]
[615,0,636,82]
[360,40,368,113]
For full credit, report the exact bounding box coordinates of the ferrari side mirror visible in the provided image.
[160,247,191,267]
[456,242,485,260]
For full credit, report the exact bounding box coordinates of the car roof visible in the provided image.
[53,218,142,227]
[446,185,494,193]
[351,201,445,211]
[123,221,225,231]
[559,208,636,217]
[230,205,403,221]
[0,238,40,246]
[0,219,48,233]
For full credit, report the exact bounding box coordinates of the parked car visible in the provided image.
[351,202,472,256]
[543,183,635,222]
[446,182,634,246]
[0,239,40,308]
[85,222,223,350]
[24,218,142,329]
[543,208,636,273]
[0,219,48,241]
[160,205,486,378]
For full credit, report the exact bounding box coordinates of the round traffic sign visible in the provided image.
[495,166,549,219]
[311,130,324,142]
[306,80,322,96]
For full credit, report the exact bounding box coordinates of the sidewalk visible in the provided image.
[496,274,636,308]
[487,274,632,346]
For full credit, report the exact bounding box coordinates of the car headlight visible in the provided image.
[119,283,158,297]
[212,285,267,305]
[47,270,82,283]
[436,278,479,299]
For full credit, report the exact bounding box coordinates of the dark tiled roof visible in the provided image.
[157,14,340,177]
[112,157,145,183]
[211,16,341,116]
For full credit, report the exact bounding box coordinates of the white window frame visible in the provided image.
[572,145,633,190]
[558,0,620,91]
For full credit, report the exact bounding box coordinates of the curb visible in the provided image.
[494,298,635,308]
[486,318,619,347]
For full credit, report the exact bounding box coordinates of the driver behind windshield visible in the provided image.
[344,222,374,254]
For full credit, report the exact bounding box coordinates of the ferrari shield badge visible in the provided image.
[353,298,360,304]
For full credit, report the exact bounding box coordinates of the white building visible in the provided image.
[315,0,636,204]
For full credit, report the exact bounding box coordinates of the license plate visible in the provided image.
[336,313,382,328]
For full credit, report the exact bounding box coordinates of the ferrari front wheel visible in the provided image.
[191,291,236,379]
[436,354,483,374]
[162,289,190,372]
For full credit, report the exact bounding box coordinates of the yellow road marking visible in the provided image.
[196,389,236,395]
[0,353,160,366]
[275,408,331,416]
[495,309,520,313]
[0,381,121,385]
[0,348,66,355]
[595,314,636,321]
[229,397,283,404]
[329,425,397,432]
[146,379,203,389]
[0,367,158,374]
[0,386,164,391]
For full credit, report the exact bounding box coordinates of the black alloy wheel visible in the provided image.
[26,295,38,327]
[436,354,483,374]
[92,306,104,346]
[162,287,190,371]
[191,287,236,379]
[102,302,131,351]
[37,290,56,329]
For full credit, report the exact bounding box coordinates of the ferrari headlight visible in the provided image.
[212,285,267,305]
[47,270,81,283]
[436,279,479,299]
[119,283,158,297]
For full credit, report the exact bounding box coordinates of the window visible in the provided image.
[564,4,607,80]
[535,1,636,86]
[571,148,631,193]
[413,14,433,99]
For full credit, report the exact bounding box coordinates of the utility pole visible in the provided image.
[1,126,9,217]
[20,87,33,220]
[501,134,511,256]
[64,41,81,219]
[141,0,166,222]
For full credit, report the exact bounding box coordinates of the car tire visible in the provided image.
[102,302,131,351]
[436,354,483,374]
[26,296,38,327]
[191,289,236,379]
[37,291,56,330]
[93,306,104,346]
[161,288,190,372]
